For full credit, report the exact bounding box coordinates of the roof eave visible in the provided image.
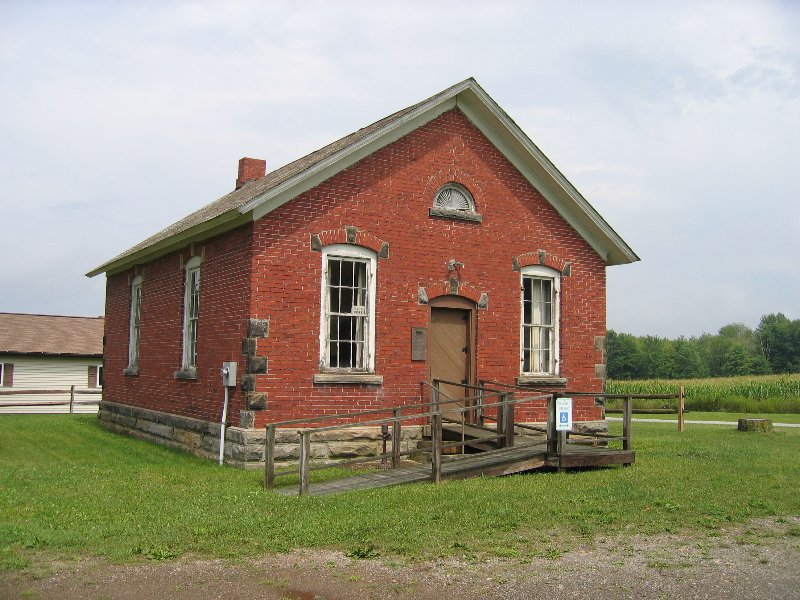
[239,80,474,220]
[240,79,638,266]
[0,351,102,359]
[454,85,640,266]
[86,209,251,277]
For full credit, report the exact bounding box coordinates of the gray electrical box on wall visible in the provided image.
[221,362,237,387]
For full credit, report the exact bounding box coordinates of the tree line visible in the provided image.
[606,313,800,380]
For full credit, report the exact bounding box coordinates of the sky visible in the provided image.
[1,0,798,338]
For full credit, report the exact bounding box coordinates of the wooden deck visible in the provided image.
[275,442,634,496]
[264,382,645,496]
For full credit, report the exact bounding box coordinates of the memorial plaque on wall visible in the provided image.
[411,327,427,361]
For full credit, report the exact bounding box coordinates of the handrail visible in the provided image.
[265,383,523,493]
[263,380,673,494]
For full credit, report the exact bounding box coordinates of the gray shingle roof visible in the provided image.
[89,82,452,276]
[0,313,104,357]
[88,77,638,276]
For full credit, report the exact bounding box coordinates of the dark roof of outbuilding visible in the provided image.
[0,313,104,357]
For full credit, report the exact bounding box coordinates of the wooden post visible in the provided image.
[392,409,401,469]
[557,430,567,473]
[622,396,632,451]
[431,411,442,484]
[69,385,75,414]
[504,392,515,448]
[477,381,485,427]
[432,379,440,412]
[496,391,506,448]
[299,431,310,496]
[547,393,558,454]
[264,425,276,489]
[678,386,686,432]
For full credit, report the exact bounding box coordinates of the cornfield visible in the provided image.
[605,373,800,413]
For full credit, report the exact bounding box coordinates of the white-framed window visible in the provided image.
[521,265,560,375]
[319,245,377,372]
[128,275,143,369]
[181,257,201,370]
[0,363,11,387]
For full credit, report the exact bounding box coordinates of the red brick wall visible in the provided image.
[249,109,606,426]
[103,108,607,427]
[103,225,253,423]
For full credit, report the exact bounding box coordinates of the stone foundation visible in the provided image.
[98,401,609,470]
[97,401,425,470]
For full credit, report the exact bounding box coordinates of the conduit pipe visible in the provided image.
[219,362,237,466]
[219,385,229,466]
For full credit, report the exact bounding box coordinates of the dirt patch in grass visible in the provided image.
[2,518,798,600]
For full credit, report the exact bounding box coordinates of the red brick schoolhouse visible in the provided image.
[88,79,638,467]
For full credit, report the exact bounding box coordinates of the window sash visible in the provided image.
[128,280,142,368]
[325,257,370,370]
[522,275,556,374]
[183,265,200,369]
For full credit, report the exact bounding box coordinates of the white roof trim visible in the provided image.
[240,78,638,266]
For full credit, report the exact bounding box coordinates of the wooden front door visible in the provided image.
[430,305,473,423]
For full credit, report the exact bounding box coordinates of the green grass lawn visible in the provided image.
[2,415,799,570]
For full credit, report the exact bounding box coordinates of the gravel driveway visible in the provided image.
[2,518,798,600]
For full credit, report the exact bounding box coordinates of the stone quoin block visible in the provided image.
[247,356,267,374]
[247,318,269,338]
[242,337,257,356]
[246,392,267,410]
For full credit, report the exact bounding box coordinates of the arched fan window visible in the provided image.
[430,183,482,222]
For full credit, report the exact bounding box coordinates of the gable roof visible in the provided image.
[87,78,638,277]
[0,313,104,357]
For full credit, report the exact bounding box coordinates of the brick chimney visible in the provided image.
[236,157,266,189]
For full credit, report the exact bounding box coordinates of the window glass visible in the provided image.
[320,245,376,372]
[521,268,559,374]
[128,276,142,368]
[182,258,201,369]
[326,257,368,369]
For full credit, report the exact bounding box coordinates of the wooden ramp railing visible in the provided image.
[262,381,680,496]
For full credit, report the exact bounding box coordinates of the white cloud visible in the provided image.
[0,0,798,335]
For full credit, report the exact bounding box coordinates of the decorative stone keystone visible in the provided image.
[478,293,489,309]
[346,225,357,244]
[378,242,390,259]
[310,234,323,252]
[418,287,429,305]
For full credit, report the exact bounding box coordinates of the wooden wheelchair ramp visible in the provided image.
[265,381,642,497]
[276,441,634,497]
